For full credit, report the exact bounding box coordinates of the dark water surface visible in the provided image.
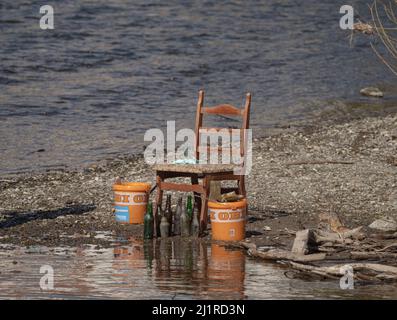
[1,0,396,174]
[1,239,396,299]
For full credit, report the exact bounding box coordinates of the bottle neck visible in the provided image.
[147,203,153,216]
[165,196,171,209]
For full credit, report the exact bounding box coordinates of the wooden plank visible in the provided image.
[249,248,326,262]
[201,104,243,116]
[159,182,204,194]
[206,173,241,181]
[154,164,237,174]
[291,229,316,255]
[158,171,199,178]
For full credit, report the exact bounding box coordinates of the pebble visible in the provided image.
[360,87,384,98]
[368,218,397,232]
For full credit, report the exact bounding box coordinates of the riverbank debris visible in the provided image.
[284,262,397,282]
[239,213,397,284]
[353,21,375,35]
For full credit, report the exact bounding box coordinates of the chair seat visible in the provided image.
[153,163,238,174]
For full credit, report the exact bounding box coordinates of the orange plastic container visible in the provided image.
[113,182,151,224]
[208,199,247,241]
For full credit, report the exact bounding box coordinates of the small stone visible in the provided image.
[263,226,271,231]
[368,218,397,232]
[360,87,384,98]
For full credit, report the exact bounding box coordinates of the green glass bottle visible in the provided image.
[186,195,193,221]
[144,202,154,239]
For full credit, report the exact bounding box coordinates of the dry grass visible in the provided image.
[353,21,375,34]
[370,0,397,75]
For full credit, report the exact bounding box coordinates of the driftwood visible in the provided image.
[240,241,326,262]
[287,261,397,281]
[350,251,397,260]
[291,229,316,255]
[376,243,397,252]
[370,232,397,240]
[250,249,326,263]
[240,213,397,284]
[318,212,346,232]
[240,241,257,251]
[314,227,365,244]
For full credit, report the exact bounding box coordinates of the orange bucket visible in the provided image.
[208,199,247,241]
[113,182,151,224]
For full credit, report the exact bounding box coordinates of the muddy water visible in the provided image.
[0,239,396,299]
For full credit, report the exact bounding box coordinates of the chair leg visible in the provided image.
[153,173,164,238]
[238,175,246,197]
[199,176,211,235]
[238,175,248,217]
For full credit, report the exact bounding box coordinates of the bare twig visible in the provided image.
[376,243,397,252]
[370,0,397,74]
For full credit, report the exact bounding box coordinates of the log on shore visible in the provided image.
[291,229,316,255]
[248,247,326,262]
[286,261,397,281]
[314,227,365,244]
[350,251,397,260]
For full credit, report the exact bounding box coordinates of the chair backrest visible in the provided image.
[194,90,251,162]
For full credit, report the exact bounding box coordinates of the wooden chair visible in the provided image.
[152,90,251,236]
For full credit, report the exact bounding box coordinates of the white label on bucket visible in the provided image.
[209,208,245,223]
[114,192,148,206]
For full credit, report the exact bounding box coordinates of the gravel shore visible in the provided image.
[0,113,396,247]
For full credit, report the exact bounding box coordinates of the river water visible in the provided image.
[1,239,396,299]
[1,0,397,174]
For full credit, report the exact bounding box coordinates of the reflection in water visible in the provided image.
[1,241,397,299]
[111,238,245,299]
[208,244,245,299]
[112,239,146,289]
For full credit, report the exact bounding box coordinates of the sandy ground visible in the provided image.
[0,112,396,248]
